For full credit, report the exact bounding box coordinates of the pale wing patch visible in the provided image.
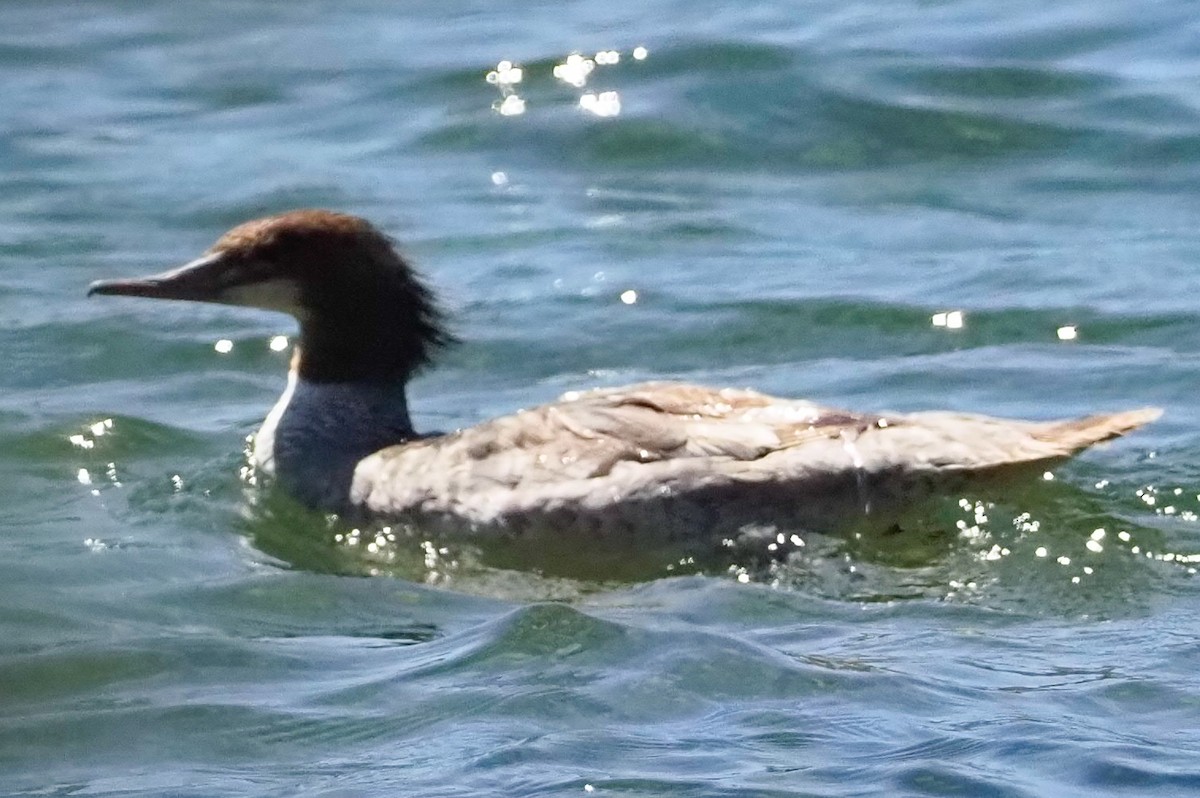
[350,381,1158,526]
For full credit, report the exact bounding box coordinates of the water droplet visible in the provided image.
[495,95,526,116]
[579,90,621,117]
[553,53,595,87]
[931,310,964,329]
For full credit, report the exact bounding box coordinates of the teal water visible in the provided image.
[4,1,1200,794]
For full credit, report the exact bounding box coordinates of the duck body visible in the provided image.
[256,369,1157,540]
[90,210,1161,539]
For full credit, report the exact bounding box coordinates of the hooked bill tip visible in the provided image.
[89,278,134,297]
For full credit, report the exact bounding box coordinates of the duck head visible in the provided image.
[88,210,453,383]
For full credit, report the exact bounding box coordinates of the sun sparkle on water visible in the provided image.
[487,46,646,120]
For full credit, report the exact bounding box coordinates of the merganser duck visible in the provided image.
[89,210,1160,538]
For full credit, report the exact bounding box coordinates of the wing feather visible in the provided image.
[348,381,1158,530]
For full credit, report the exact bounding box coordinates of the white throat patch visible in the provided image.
[252,367,298,476]
[223,278,304,317]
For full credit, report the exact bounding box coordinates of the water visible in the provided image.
[3,0,1200,794]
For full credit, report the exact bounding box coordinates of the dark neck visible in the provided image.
[295,292,449,383]
[257,367,417,510]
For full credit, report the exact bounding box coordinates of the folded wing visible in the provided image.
[350,381,1160,529]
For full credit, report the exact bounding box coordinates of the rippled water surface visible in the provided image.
[4,1,1200,795]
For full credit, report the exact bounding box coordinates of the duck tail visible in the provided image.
[1034,407,1162,454]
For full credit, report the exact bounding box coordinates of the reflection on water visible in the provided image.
[61,320,1193,613]
[237,451,1195,613]
[485,46,649,120]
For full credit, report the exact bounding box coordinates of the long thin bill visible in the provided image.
[87,251,233,301]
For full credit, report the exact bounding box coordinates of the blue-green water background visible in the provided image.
[4,1,1200,795]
